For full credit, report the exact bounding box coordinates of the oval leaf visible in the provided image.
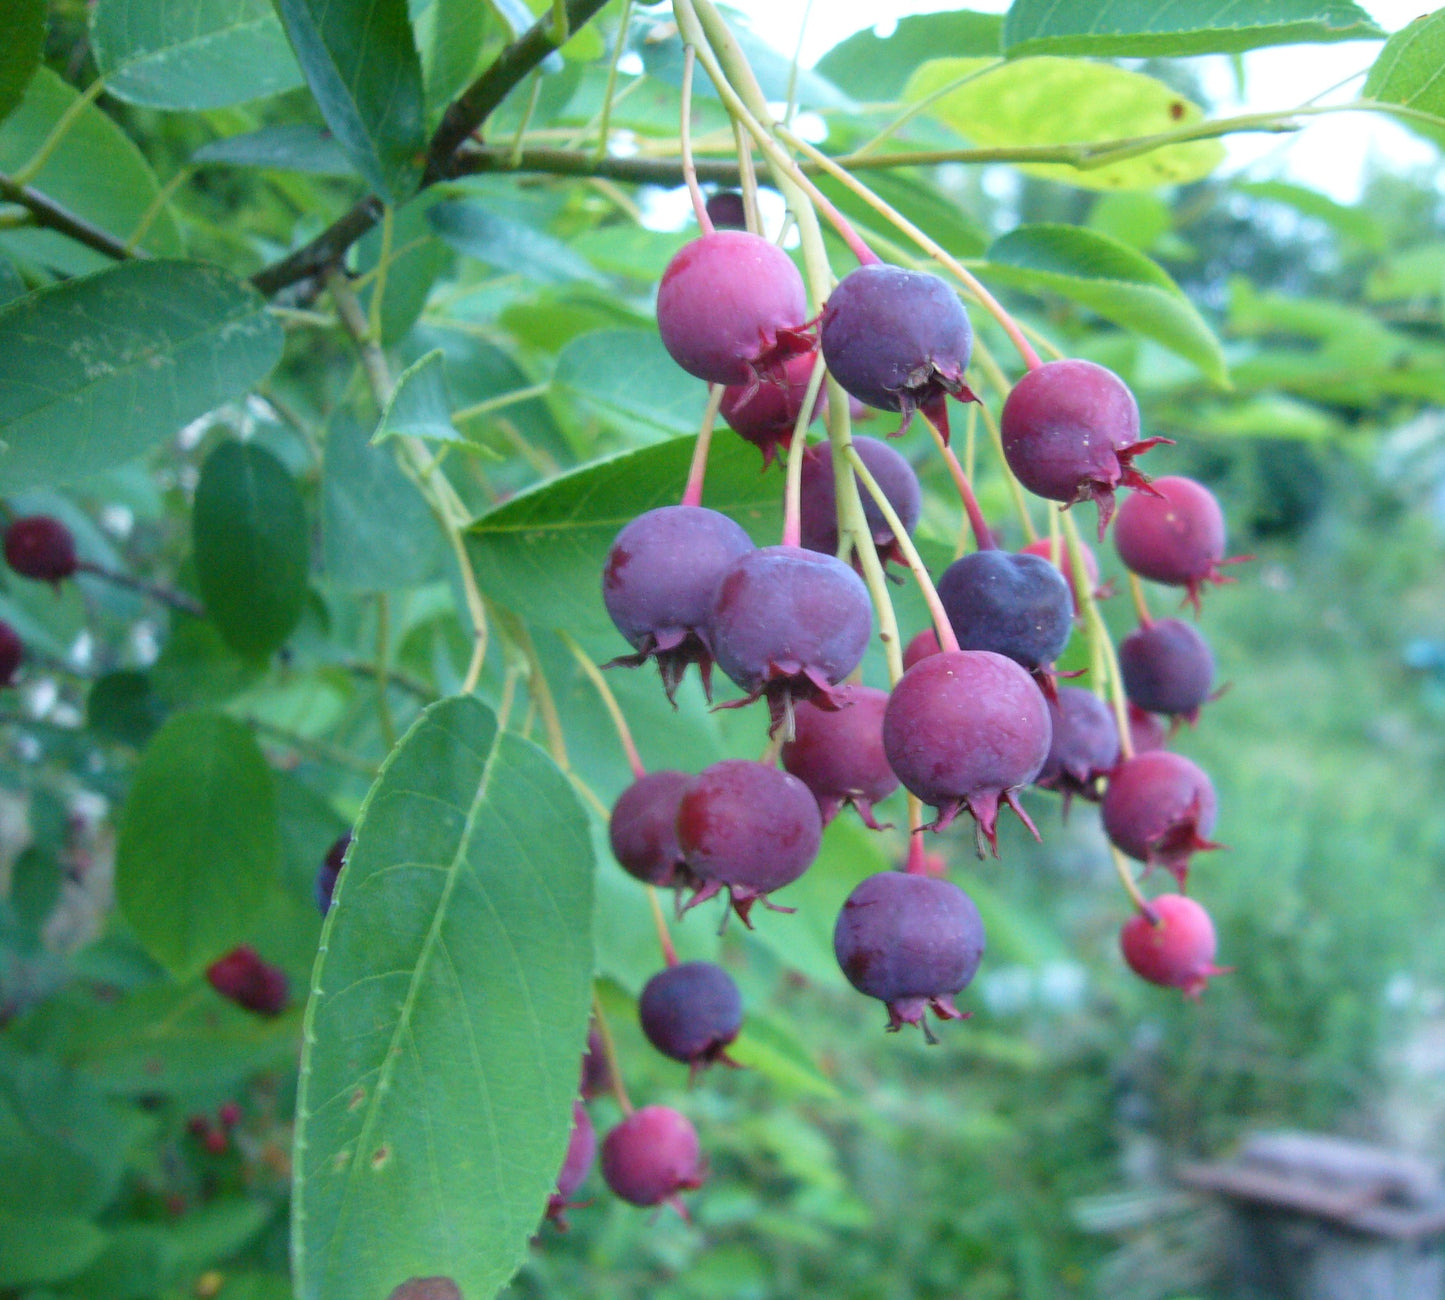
[1364,12,1445,146]
[981,224,1229,384]
[1003,0,1382,57]
[0,0,44,124]
[293,696,595,1300]
[552,328,708,438]
[116,711,281,978]
[430,200,608,286]
[816,10,1002,100]
[906,57,1225,190]
[193,441,308,660]
[373,350,465,445]
[0,260,284,493]
[273,0,426,203]
[0,68,183,274]
[465,432,783,636]
[91,0,304,109]
[0,1215,107,1287]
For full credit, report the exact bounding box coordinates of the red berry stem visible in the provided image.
[646,885,680,967]
[680,385,725,508]
[904,811,930,875]
[679,45,714,235]
[780,354,827,548]
[557,629,646,779]
[1127,572,1154,627]
[74,561,204,617]
[590,992,635,1115]
[922,416,994,552]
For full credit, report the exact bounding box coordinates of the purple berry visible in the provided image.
[1114,476,1242,612]
[315,831,351,914]
[704,191,747,230]
[798,436,921,570]
[936,550,1073,674]
[719,351,822,468]
[1019,537,1100,614]
[1000,360,1168,536]
[902,627,940,670]
[1036,688,1119,808]
[709,544,873,731]
[206,946,288,1017]
[600,1105,705,1209]
[1129,704,1169,754]
[608,770,691,887]
[780,685,898,828]
[0,621,21,687]
[1119,618,1215,722]
[602,505,754,701]
[881,650,1051,851]
[545,1101,597,1228]
[638,961,743,1074]
[833,871,985,1040]
[1102,751,1221,887]
[4,515,78,584]
[657,231,810,386]
[819,264,976,440]
[580,1024,612,1101]
[675,759,822,925]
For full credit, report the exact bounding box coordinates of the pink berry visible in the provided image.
[780,684,898,828]
[608,770,691,888]
[600,1105,705,1209]
[719,351,822,467]
[1120,894,1228,997]
[1114,476,1244,612]
[546,1101,597,1228]
[205,946,288,1017]
[902,627,940,670]
[1102,751,1221,886]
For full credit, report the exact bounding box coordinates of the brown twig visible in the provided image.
[0,172,140,266]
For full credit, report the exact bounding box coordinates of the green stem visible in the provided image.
[592,0,634,162]
[781,356,828,548]
[558,628,645,779]
[375,595,397,750]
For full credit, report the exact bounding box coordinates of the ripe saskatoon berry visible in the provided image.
[601,1105,705,1209]
[935,550,1073,677]
[999,359,1169,536]
[1036,687,1120,808]
[0,621,22,687]
[709,545,872,730]
[798,436,922,570]
[1102,751,1221,886]
[608,770,691,887]
[1020,537,1101,614]
[315,831,351,914]
[546,1101,597,1228]
[1128,703,1169,754]
[833,871,985,1041]
[719,351,822,467]
[656,231,810,387]
[704,190,747,230]
[820,264,977,440]
[675,759,822,925]
[205,946,288,1017]
[1114,476,1243,612]
[882,650,1051,850]
[781,685,899,828]
[602,505,754,702]
[639,961,743,1075]
[902,627,940,670]
[1119,618,1215,722]
[1120,894,1229,997]
[4,515,78,584]
[580,1024,612,1101]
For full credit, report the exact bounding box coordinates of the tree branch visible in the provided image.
[0,172,141,266]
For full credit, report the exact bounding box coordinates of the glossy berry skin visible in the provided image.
[902,627,940,670]
[1129,704,1169,754]
[0,621,21,687]
[546,1101,597,1227]
[720,350,822,468]
[1036,688,1119,807]
[1000,360,1168,536]
[675,759,822,925]
[1102,751,1221,886]
[798,437,922,569]
[580,1025,612,1101]
[1114,477,1238,612]
[1020,537,1100,614]
[657,231,810,386]
[600,1106,705,1209]
[1119,618,1215,721]
[315,832,351,914]
[4,515,78,584]
[936,550,1073,673]
[781,685,898,828]
[602,506,754,701]
[639,961,743,1073]
[820,265,976,440]
[1120,894,1229,998]
[882,650,1051,850]
[709,545,872,730]
[705,191,747,230]
[608,770,691,887]
[205,946,288,1017]
[833,871,985,1040]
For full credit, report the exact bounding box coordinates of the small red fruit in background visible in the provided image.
[206,946,288,1017]
[4,515,78,585]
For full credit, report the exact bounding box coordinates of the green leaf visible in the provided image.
[272,0,427,203]
[816,11,1006,101]
[115,711,281,978]
[1003,0,1382,57]
[373,350,464,446]
[818,168,989,260]
[193,441,308,661]
[0,255,24,306]
[465,432,782,637]
[981,224,1229,384]
[1366,242,1445,302]
[0,1214,107,1286]
[90,0,304,109]
[1364,12,1445,145]
[87,670,168,748]
[553,328,709,439]
[357,195,454,346]
[0,0,44,124]
[1235,180,1386,251]
[0,260,284,493]
[410,0,490,109]
[192,124,356,175]
[322,410,448,591]
[293,697,594,1300]
[906,57,1225,190]
[429,200,608,285]
[0,68,184,274]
